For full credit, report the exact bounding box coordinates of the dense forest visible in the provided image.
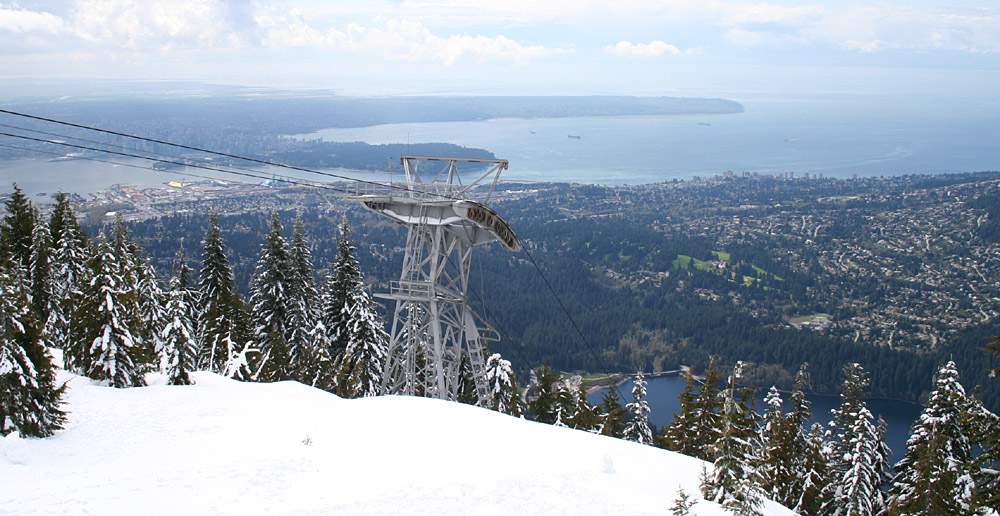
[102,172,1000,411]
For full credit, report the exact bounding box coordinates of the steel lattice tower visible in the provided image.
[351,155,521,405]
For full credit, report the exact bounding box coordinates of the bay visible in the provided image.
[588,374,921,464]
[0,158,184,200]
[293,94,1000,185]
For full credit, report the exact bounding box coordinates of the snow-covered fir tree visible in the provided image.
[529,363,560,424]
[598,386,626,438]
[484,353,522,417]
[701,361,765,516]
[249,210,293,382]
[112,217,164,372]
[660,367,700,452]
[286,215,319,379]
[44,193,88,354]
[72,234,145,388]
[28,208,52,318]
[799,422,833,516]
[0,264,65,437]
[757,363,825,512]
[322,217,362,365]
[623,372,654,445]
[567,381,601,432]
[333,280,389,398]
[197,213,253,379]
[162,251,198,386]
[757,386,793,501]
[821,363,891,516]
[886,361,990,515]
[786,364,831,516]
[662,358,724,461]
[0,184,35,274]
[552,374,589,428]
[670,487,698,516]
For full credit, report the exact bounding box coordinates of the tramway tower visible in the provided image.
[351,155,521,405]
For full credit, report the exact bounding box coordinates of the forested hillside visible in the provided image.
[99,171,1000,410]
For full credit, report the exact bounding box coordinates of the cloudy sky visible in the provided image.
[1,0,999,98]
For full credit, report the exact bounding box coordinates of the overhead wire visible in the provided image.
[0,108,466,202]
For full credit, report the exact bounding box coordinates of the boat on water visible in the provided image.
[568,134,581,139]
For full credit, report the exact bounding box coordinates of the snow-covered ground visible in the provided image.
[1,370,794,516]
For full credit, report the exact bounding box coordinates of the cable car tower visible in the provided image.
[351,155,521,405]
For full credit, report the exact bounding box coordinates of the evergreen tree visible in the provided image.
[1,184,35,273]
[28,208,52,318]
[887,361,988,515]
[969,405,999,511]
[112,217,163,373]
[286,215,319,376]
[660,367,701,453]
[133,252,165,370]
[786,364,832,515]
[757,386,794,503]
[552,380,576,428]
[701,361,765,515]
[484,352,522,417]
[323,217,362,364]
[597,385,626,438]
[44,193,87,354]
[663,357,724,461]
[670,487,698,516]
[567,381,601,432]
[623,372,654,445]
[529,363,560,424]
[162,252,198,386]
[295,324,336,391]
[334,282,389,398]
[0,265,65,437]
[457,351,480,405]
[197,213,252,378]
[798,422,833,516]
[73,234,145,388]
[822,363,891,516]
[249,210,292,382]
[757,363,822,511]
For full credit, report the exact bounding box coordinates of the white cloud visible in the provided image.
[258,14,568,65]
[70,0,256,51]
[716,2,1000,54]
[0,6,64,33]
[824,5,1000,54]
[604,40,683,57]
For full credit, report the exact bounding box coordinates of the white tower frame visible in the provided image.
[351,155,521,405]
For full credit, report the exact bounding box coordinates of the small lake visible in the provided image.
[588,374,921,464]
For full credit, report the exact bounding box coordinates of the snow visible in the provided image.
[1,369,795,516]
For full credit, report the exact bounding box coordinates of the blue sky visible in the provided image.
[1,0,999,98]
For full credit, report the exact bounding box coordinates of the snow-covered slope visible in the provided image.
[1,371,794,516]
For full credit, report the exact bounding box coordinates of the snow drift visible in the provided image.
[1,370,794,516]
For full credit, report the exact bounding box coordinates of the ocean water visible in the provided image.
[4,94,998,197]
[294,94,1000,184]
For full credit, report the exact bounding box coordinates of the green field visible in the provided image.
[789,313,832,325]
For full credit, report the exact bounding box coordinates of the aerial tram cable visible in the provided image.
[0,131,352,195]
[0,108,466,202]
[0,122,336,188]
